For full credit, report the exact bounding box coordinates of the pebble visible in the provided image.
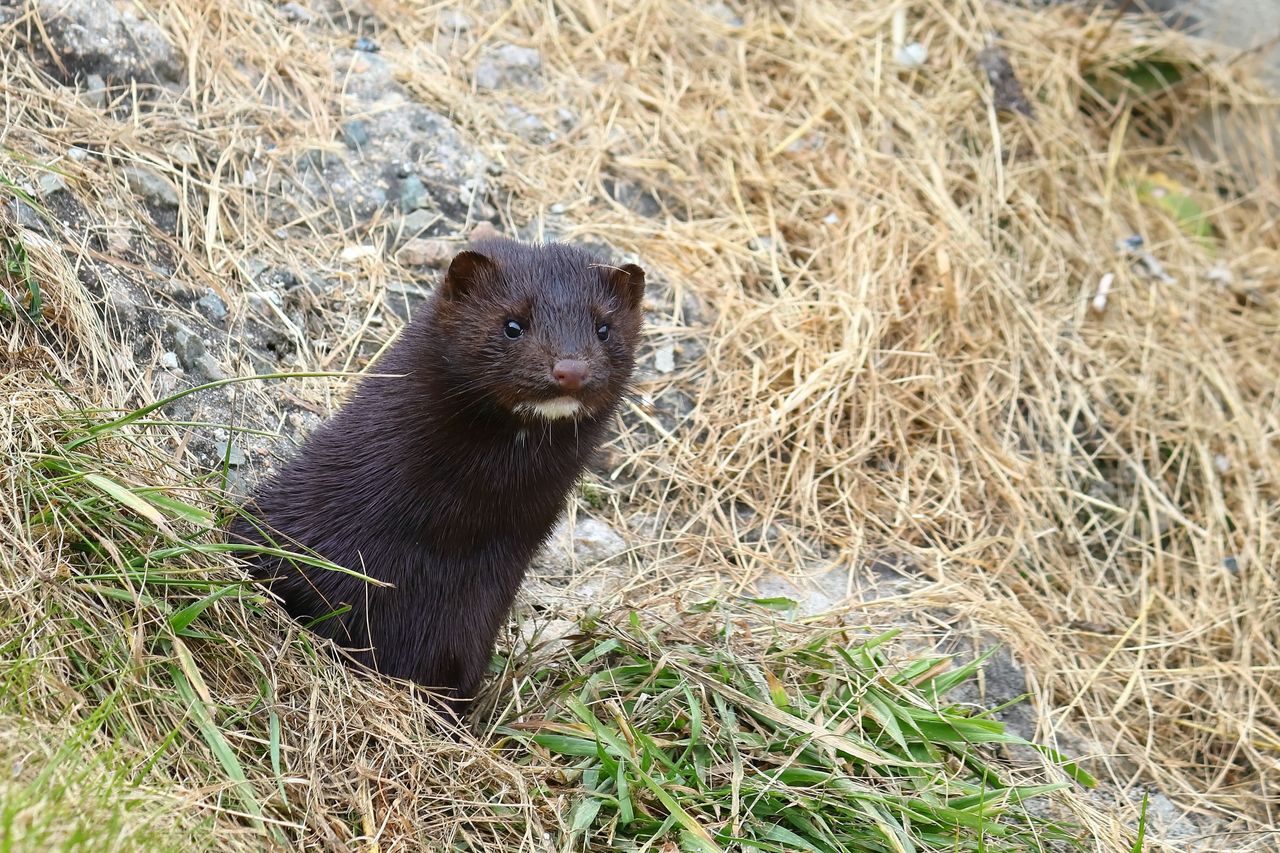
[6,199,43,230]
[353,36,380,53]
[170,322,206,370]
[214,438,247,467]
[159,351,180,370]
[396,238,451,267]
[124,165,180,207]
[196,290,228,322]
[402,208,437,236]
[67,147,90,162]
[1214,454,1231,474]
[552,516,629,564]
[339,245,378,262]
[474,43,542,90]
[36,173,68,198]
[192,353,226,381]
[653,343,675,373]
[470,222,500,241]
[398,174,428,210]
[280,1,314,23]
[437,9,472,30]
[503,104,553,142]
[341,120,370,150]
[894,42,928,67]
[83,74,108,108]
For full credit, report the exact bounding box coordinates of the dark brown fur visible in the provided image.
[230,238,645,714]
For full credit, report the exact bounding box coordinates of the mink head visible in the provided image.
[426,239,646,424]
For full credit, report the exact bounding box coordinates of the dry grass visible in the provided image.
[2,0,1279,849]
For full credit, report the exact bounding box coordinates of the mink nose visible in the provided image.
[552,359,589,392]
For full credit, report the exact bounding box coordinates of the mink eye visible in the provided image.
[504,320,525,339]
[596,323,610,342]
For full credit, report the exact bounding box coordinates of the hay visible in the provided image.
[2,0,1279,848]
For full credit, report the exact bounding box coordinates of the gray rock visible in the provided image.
[502,104,554,143]
[213,438,247,467]
[538,516,629,572]
[36,172,69,197]
[159,351,180,371]
[124,166,180,207]
[6,199,44,230]
[295,101,489,225]
[192,352,226,381]
[33,0,183,85]
[196,290,228,322]
[279,2,314,23]
[568,517,628,563]
[398,174,428,210]
[474,43,542,90]
[169,321,206,371]
[653,343,675,373]
[754,563,851,616]
[401,208,437,236]
[437,9,472,30]
[83,74,107,108]
[395,238,451,267]
[341,120,370,150]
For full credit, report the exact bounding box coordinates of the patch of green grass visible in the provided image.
[495,610,1094,853]
[1083,52,1193,107]
[0,718,220,852]
[1,229,41,322]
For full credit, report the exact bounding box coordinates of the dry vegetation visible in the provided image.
[1,0,1278,850]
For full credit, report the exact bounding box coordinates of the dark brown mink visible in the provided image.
[229,238,645,715]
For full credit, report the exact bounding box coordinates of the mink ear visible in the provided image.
[441,250,495,301]
[608,263,646,310]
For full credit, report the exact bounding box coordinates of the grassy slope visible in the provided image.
[3,0,1279,850]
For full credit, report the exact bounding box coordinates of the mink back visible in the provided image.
[230,238,646,713]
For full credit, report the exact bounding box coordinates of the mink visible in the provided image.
[230,238,645,715]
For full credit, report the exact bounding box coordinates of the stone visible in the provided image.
[124,166,180,207]
[653,343,675,374]
[168,321,206,371]
[196,290,228,322]
[279,2,314,23]
[159,351,180,371]
[213,438,247,467]
[396,238,451,267]
[192,352,226,381]
[36,173,68,197]
[470,222,500,242]
[398,174,428,210]
[6,199,43,230]
[567,518,628,564]
[341,120,370,150]
[32,0,183,85]
[473,43,542,90]
[502,104,554,143]
[294,100,489,226]
[437,9,472,30]
[401,209,437,236]
[83,74,107,108]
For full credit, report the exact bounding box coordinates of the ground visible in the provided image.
[1,1,1277,851]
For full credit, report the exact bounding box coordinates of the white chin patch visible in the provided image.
[514,397,584,421]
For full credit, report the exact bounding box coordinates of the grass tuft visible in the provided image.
[492,606,1091,852]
